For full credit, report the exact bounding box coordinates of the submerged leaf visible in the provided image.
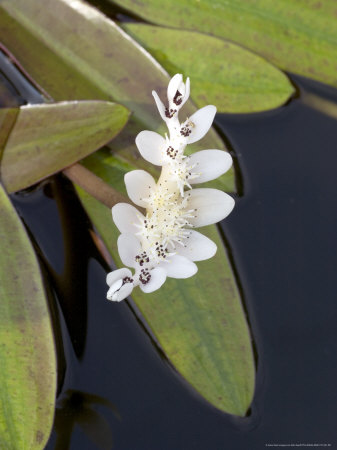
[0,183,56,449]
[110,0,337,89]
[124,24,294,113]
[1,101,129,192]
[0,0,234,192]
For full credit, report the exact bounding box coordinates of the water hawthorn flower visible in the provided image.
[106,74,234,301]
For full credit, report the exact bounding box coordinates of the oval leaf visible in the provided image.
[76,154,255,416]
[0,0,234,192]
[124,24,294,113]
[0,183,56,449]
[1,101,129,192]
[110,0,337,89]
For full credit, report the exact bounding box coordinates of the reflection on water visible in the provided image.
[53,390,118,450]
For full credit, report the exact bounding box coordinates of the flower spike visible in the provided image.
[107,74,234,302]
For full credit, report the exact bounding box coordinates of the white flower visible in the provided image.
[107,74,234,302]
[152,73,190,123]
[106,268,134,302]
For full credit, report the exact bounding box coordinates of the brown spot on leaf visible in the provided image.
[36,430,44,444]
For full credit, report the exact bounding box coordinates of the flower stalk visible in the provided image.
[107,74,234,301]
[63,163,138,210]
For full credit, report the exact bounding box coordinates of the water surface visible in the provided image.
[1,49,337,449]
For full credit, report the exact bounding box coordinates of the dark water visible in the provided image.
[2,48,337,448]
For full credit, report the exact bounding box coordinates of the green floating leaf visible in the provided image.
[110,0,337,89]
[124,24,294,113]
[0,183,56,449]
[77,152,255,416]
[0,0,234,192]
[1,101,129,192]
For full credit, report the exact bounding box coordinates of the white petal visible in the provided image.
[117,233,142,268]
[106,267,132,287]
[124,170,156,207]
[170,230,217,261]
[135,130,166,166]
[139,267,167,293]
[186,188,235,227]
[112,203,144,234]
[187,105,216,144]
[160,255,198,278]
[189,150,233,184]
[181,77,190,107]
[107,280,133,302]
[108,279,122,296]
[152,90,166,121]
[167,73,183,101]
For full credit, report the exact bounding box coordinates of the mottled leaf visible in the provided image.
[76,152,255,416]
[1,101,129,192]
[124,24,294,113]
[0,183,56,449]
[110,0,337,88]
